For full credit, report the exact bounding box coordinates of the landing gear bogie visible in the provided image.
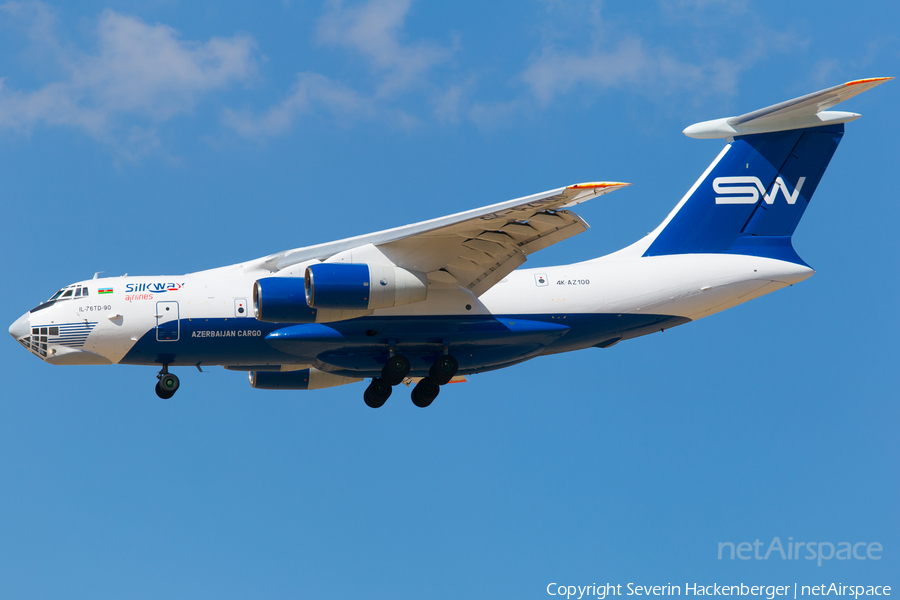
[364,378,392,408]
[411,377,440,408]
[381,354,411,386]
[364,352,460,408]
[429,355,459,385]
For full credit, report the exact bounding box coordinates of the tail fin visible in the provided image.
[641,78,891,263]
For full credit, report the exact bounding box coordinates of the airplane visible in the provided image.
[9,77,891,408]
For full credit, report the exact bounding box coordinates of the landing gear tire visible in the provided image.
[381,354,411,386]
[429,355,458,385]
[411,377,440,408]
[155,372,180,399]
[364,378,392,408]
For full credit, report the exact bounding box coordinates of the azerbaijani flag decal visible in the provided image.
[98,288,113,294]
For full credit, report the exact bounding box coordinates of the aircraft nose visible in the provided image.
[9,312,30,341]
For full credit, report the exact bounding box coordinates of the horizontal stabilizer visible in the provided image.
[684,77,892,139]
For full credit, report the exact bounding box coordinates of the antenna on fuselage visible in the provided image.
[93,271,104,279]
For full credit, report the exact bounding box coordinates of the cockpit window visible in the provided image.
[33,284,89,313]
[33,284,95,313]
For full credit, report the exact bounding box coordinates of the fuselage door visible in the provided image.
[234,298,248,317]
[156,301,180,342]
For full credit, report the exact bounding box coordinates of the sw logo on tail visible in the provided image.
[713,176,806,205]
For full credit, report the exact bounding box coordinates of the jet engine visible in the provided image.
[253,277,317,323]
[304,263,427,310]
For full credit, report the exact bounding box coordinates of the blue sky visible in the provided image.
[1,1,898,598]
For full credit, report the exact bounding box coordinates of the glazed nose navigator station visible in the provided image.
[10,282,113,365]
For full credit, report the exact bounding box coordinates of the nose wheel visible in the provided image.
[155,366,180,399]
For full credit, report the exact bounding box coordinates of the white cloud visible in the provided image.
[432,83,467,124]
[520,3,801,109]
[224,0,446,137]
[226,0,777,137]
[81,11,257,119]
[0,2,257,151]
[0,1,807,147]
[222,71,421,137]
[1,0,61,57]
[223,72,377,136]
[317,0,453,95]
[522,38,651,106]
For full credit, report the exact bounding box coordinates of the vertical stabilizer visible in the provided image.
[644,124,843,263]
[621,78,891,264]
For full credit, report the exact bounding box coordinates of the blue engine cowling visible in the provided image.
[249,369,312,389]
[305,263,370,309]
[253,277,317,323]
[249,368,362,390]
[305,263,427,310]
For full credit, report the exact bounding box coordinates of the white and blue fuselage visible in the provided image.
[10,239,812,375]
[8,77,889,405]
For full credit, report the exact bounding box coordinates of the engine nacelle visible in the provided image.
[253,277,317,323]
[249,368,362,390]
[254,277,376,324]
[305,263,427,310]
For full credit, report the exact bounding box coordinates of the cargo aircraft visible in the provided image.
[9,78,890,407]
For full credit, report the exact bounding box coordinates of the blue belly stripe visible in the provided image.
[119,313,690,377]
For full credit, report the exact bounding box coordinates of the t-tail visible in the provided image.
[628,77,892,265]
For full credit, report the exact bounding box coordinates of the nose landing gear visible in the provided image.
[155,365,180,399]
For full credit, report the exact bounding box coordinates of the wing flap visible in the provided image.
[468,249,527,297]
[518,211,588,256]
[461,239,509,255]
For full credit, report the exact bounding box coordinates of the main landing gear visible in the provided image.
[410,378,440,408]
[410,354,459,408]
[363,378,392,408]
[155,365,180,399]
[364,353,459,409]
[381,354,411,386]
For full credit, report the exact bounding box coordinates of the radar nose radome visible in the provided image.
[9,312,30,341]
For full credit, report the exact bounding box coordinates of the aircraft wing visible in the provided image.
[264,182,629,297]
